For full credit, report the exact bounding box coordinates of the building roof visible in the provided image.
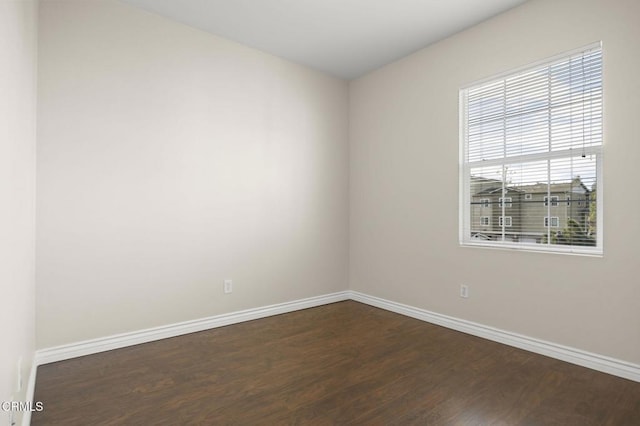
[471,176,590,197]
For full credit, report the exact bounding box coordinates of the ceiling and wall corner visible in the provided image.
[120,0,528,79]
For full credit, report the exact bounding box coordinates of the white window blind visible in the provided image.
[460,43,603,255]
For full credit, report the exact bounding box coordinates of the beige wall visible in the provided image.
[0,0,38,422]
[37,0,349,348]
[349,0,640,364]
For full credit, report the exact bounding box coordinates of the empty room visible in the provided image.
[2,0,639,424]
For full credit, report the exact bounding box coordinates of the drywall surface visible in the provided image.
[349,0,640,364]
[0,0,38,423]
[37,0,348,347]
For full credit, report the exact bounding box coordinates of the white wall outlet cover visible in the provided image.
[460,285,469,298]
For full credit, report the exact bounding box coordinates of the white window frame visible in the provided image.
[479,198,490,208]
[544,196,559,207]
[459,43,603,256]
[498,197,512,208]
[499,216,512,227]
[544,216,560,228]
[524,194,532,200]
[480,216,490,226]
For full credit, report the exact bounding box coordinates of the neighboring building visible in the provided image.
[470,177,592,245]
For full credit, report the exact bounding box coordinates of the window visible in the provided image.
[544,196,559,207]
[499,216,512,227]
[480,198,490,208]
[499,197,512,208]
[566,196,571,206]
[480,216,490,226]
[544,216,560,227]
[460,43,602,254]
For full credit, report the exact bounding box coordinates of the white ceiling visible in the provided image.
[121,0,528,79]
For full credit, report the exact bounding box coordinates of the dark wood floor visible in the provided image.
[33,301,640,425]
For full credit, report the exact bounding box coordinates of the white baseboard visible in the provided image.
[21,357,38,426]
[32,289,640,388]
[35,291,350,366]
[350,291,640,383]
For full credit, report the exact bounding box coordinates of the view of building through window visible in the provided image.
[470,173,595,246]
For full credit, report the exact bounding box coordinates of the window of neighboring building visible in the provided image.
[480,198,490,208]
[499,197,512,208]
[460,43,603,255]
[499,216,512,227]
[480,216,490,226]
[544,196,559,207]
[545,216,560,227]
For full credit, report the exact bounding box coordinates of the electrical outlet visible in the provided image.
[460,284,469,298]
[223,279,233,294]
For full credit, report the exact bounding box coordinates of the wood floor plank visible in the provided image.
[32,301,640,425]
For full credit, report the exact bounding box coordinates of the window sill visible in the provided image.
[460,240,603,257]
